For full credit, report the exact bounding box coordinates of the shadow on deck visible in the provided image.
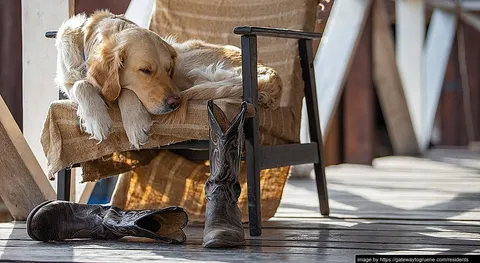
[0,150,479,262]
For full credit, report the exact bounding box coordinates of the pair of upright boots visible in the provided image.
[27,101,247,248]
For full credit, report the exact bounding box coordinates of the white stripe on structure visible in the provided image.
[396,0,425,151]
[313,0,373,136]
[423,9,457,151]
[22,0,72,175]
[124,0,155,29]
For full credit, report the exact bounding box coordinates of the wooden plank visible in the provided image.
[124,0,154,28]
[463,22,480,142]
[68,168,76,201]
[4,223,480,246]
[396,0,426,150]
[21,0,71,174]
[313,0,334,52]
[5,218,480,231]
[78,181,96,204]
[324,106,342,165]
[1,225,479,249]
[74,0,131,15]
[439,41,468,146]
[427,0,480,11]
[0,0,23,129]
[0,224,478,263]
[260,143,319,169]
[343,9,374,165]
[2,150,479,261]
[68,0,75,16]
[460,12,480,32]
[0,96,55,220]
[299,0,334,144]
[372,0,419,155]
[274,211,480,221]
[314,0,373,135]
[266,219,480,228]
[0,238,477,254]
[424,9,457,151]
[0,246,353,263]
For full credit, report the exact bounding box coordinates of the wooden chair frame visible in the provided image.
[49,26,330,237]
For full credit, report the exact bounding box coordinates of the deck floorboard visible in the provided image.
[1,154,479,262]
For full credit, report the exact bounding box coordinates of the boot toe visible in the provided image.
[203,229,245,248]
[27,200,61,241]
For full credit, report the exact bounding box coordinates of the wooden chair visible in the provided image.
[48,1,329,237]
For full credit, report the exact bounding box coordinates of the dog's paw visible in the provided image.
[77,106,112,142]
[122,106,153,149]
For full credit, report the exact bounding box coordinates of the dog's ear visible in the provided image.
[87,37,124,101]
[163,42,177,78]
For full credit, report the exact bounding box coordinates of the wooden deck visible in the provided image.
[1,151,479,262]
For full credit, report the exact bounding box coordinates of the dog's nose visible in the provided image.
[165,95,181,110]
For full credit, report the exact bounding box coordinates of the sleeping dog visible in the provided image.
[55,10,282,148]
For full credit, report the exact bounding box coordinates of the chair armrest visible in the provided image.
[45,31,57,38]
[233,26,322,40]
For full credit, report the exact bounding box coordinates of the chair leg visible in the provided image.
[245,113,262,236]
[241,34,262,236]
[57,168,72,201]
[298,39,330,216]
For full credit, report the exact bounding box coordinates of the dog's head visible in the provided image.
[87,27,180,115]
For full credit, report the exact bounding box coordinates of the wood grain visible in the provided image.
[314,0,373,135]
[1,154,480,261]
[395,0,425,150]
[372,0,419,155]
[0,96,55,220]
[424,8,457,150]
[343,8,374,165]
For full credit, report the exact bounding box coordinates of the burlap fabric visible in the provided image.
[111,150,291,223]
[41,99,293,180]
[40,0,319,221]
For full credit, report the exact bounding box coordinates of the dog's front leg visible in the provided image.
[69,80,113,142]
[118,89,152,149]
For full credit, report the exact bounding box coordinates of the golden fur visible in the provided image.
[55,10,282,148]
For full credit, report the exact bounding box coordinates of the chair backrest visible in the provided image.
[149,0,319,112]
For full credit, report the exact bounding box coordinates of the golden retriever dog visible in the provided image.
[55,10,281,149]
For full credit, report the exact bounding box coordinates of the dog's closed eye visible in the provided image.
[139,68,153,75]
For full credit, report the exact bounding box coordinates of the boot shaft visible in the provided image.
[207,101,247,185]
[203,101,247,248]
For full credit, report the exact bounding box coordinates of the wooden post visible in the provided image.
[0,0,23,129]
[464,22,480,143]
[75,0,131,15]
[424,8,457,150]
[21,0,73,173]
[372,0,418,155]
[439,40,468,146]
[78,182,96,204]
[396,0,425,150]
[314,0,373,135]
[343,10,374,165]
[0,95,56,220]
[315,0,339,166]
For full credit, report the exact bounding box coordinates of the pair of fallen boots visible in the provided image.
[27,100,247,248]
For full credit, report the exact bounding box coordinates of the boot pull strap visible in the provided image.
[207,100,248,135]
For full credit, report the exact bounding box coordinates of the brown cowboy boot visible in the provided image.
[203,100,247,248]
[27,200,188,243]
